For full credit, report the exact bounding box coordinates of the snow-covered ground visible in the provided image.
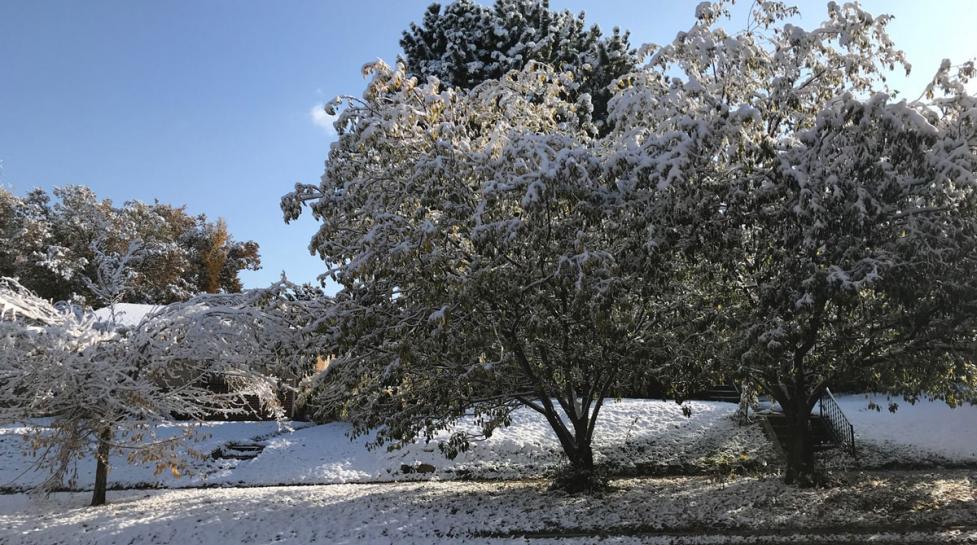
[2,397,977,544]
[2,471,975,545]
[0,420,294,492]
[1,400,772,492]
[92,303,159,327]
[3,396,976,494]
[0,395,977,490]
[834,394,977,466]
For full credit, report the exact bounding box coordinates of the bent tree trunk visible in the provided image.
[91,427,112,506]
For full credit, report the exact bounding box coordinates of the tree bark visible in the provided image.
[782,399,816,487]
[508,333,605,492]
[91,427,112,506]
[571,442,595,472]
[553,433,600,492]
[517,396,602,492]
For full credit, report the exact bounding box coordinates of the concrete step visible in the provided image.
[212,441,266,461]
[692,385,741,403]
[225,442,264,451]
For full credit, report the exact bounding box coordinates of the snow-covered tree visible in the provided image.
[399,0,636,130]
[608,1,977,485]
[283,60,707,491]
[0,274,320,506]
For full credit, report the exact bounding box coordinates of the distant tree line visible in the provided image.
[0,185,260,305]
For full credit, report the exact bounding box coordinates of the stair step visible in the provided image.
[225,442,264,450]
[219,452,261,460]
[693,384,741,403]
[213,441,266,461]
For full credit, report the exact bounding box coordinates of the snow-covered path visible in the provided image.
[2,471,975,545]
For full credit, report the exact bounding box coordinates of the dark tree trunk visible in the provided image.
[552,434,600,493]
[550,398,606,493]
[508,335,607,493]
[91,427,112,506]
[517,395,604,492]
[782,399,817,487]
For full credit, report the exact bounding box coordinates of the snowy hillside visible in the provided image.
[1,400,771,492]
[837,394,977,463]
[3,396,974,494]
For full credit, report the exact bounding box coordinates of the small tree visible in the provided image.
[608,1,977,485]
[284,61,703,491]
[0,275,317,505]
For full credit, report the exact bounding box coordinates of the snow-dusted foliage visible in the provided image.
[283,60,708,490]
[83,235,145,315]
[604,1,977,485]
[399,0,636,128]
[0,185,260,305]
[285,0,977,490]
[0,275,322,505]
[129,278,329,410]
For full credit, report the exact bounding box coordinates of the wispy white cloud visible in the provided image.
[309,104,337,135]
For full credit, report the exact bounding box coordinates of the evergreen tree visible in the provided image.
[399,0,637,131]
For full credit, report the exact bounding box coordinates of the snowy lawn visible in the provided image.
[217,399,773,486]
[1,400,774,492]
[5,396,974,494]
[1,470,975,545]
[828,394,977,468]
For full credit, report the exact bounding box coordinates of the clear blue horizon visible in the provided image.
[2,0,973,292]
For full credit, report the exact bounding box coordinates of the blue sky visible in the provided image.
[1,1,974,291]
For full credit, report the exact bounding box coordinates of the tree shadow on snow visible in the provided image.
[2,471,974,544]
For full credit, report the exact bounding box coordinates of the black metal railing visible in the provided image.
[818,387,856,457]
